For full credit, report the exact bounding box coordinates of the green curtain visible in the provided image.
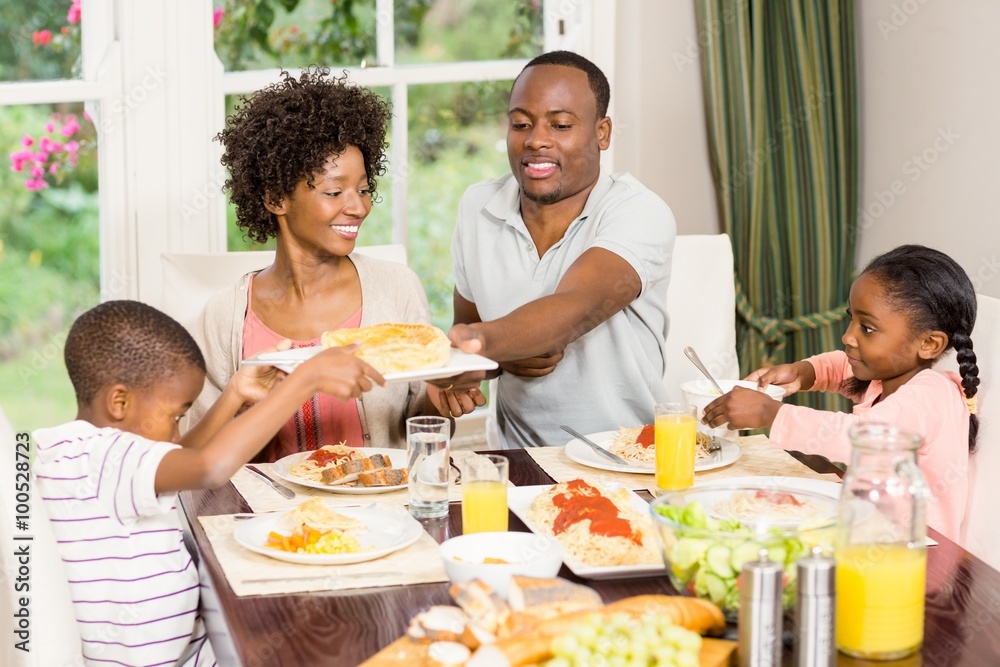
[695,0,858,411]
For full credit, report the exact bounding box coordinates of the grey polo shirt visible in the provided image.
[452,170,675,448]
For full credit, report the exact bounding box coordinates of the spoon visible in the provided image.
[683,346,725,395]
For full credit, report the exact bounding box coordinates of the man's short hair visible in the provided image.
[521,50,611,118]
[65,300,206,406]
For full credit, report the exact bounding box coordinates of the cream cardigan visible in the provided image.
[188,253,430,450]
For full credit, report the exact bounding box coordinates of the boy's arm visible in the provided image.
[155,347,382,493]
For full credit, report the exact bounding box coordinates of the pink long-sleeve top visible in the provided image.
[769,350,970,542]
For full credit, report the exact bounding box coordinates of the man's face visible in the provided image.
[507,64,610,207]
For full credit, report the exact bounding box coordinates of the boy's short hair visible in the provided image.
[65,300,206,406]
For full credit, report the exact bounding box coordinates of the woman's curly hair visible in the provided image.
[217,67,391,244]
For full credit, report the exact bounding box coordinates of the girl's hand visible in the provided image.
[745,361,815,396]
[232,339,292,406]
[302,344,385,400]
[702,386,783,430]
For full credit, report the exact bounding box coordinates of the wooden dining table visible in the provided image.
[179,449,1000,667]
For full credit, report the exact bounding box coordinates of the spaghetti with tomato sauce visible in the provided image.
[526,479,660,567]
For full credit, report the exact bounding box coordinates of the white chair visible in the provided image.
[159,245,408,332]
[0,408,85,667]
[958,294,1000,569]
[662,234,740,400]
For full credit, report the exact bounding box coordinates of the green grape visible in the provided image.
[546,658,572,667]
[675,651,699,667]
[653,645,677,662]
[676,631,702,654]
[574,623,599,647]
[608,655,628,667]
[552,633,579,658]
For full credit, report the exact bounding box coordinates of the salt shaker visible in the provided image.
[739,549,784,667]
[795,547,836,667]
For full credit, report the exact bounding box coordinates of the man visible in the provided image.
[433,50,675,448]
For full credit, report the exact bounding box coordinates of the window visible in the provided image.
[0,0,609,431]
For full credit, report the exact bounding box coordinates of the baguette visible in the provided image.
[478,595,725,667]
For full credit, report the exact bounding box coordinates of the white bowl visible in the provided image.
[680,379,786,438]
[439,532,563,599]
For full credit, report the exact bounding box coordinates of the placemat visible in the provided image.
[525,435,842,492]
[197,511,449,597]
[230,451,502,514]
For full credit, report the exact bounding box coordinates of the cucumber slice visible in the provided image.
[703,572,728,605]
[766,545,787,565]
[672,537,712,570]
[705,544,734,579]
[730,541,762,572]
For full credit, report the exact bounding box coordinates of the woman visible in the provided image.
[190,67,478,461]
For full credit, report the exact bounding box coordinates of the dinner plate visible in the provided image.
[507,484,666,581]
[692,475,886,531]
[245,346,498,382]
[271,448,407,495]
[233,504,423,565]
[563,431,741,475]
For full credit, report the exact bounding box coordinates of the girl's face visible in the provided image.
[842,273,932,388]
[272,145,372,257]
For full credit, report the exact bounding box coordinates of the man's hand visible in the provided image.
[500,347,565,377]
[448,323,486,355]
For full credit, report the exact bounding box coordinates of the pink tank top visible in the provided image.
[242,274,364,462]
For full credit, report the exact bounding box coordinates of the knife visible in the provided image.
[245,465,296,499]
[560,425,631,465]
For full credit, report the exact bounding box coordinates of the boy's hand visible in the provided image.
[702,386,783,430]
[302,345,385,400]
[232,339,292,406]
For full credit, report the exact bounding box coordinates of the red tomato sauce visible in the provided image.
[551,479,641,545]
[636,424,655,449]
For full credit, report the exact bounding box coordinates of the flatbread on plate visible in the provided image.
[321,322,451,374]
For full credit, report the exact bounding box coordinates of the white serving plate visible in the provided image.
[271,448,407,495]
[563,431,741,475]
[507,484,666,580]
[245,346,497,382]
[234,504,423,565]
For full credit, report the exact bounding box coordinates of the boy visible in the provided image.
[33,300,381,666]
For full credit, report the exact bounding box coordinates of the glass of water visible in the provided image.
[406,416,451,519]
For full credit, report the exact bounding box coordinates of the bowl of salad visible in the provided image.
[650,484,839,620]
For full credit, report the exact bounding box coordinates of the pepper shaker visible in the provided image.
[739,549,784,667]
[795,547,836,667]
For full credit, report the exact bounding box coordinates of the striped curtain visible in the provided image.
[695,0,858,410]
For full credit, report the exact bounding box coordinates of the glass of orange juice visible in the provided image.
[459,454,509,533]
[654,402,697,493]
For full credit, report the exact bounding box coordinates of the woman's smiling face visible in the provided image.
[272,145,372,257]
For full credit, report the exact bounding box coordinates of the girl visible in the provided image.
[703,245,981,542]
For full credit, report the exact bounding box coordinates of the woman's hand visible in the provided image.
[745,361,815,396]
[426,383,487,418]
[232,339,292,407]
[702,386,783,430]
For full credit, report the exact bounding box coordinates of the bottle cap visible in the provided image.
[797,546,836,596]
[739,548,784,600]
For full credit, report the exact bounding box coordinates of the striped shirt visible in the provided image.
[33,421,216,667]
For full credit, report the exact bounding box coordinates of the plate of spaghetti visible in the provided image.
[563,428,741,475]
[271,445,408,494]
[234,498,423,565]
[509,479,664,580]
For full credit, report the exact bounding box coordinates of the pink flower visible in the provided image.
[45,122,55,133]
[213,7,225,27]
[25,178,48,191]
[32,30,52,46]
[21,135,33,147]
[65,141,79,154]
[67,0,82,24]
[33,151,47,164]
[51,142,63,152]
[83,110,92,122]
[30,165,45,178]
[60,120,79,137]
[49,162,61,174]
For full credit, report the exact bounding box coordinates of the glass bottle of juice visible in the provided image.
[835,422,929,661]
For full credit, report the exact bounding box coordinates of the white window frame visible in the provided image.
[0,0,617,306]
